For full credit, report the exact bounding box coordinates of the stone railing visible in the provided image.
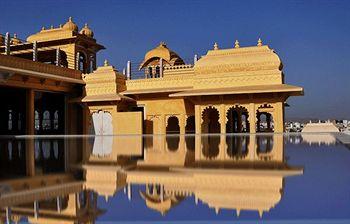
[0,54,82,80]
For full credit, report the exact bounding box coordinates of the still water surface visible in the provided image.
[0,133,349,223]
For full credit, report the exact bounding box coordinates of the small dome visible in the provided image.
[80,23,94,38]
[63,17,78,32]
[11,34,22,45]
[139,42,184,69]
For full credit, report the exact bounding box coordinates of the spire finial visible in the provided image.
[68,16,72,22]
[104,59,109,66]
[41,26,45,31]
[234,40,240,48]
[84,23,88,27]
[160,41,166,46]
[50,25,54,29]
[257,38,263,46]
[215,207,219,214]
[236,209,241,217]
[13,33,17,38]
[213,42,219,50]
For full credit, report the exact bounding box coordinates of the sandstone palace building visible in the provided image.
[0,17,303,137]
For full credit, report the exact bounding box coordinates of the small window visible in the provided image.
[42,111,51,130]
[54,111,59,130]
[8,110,12,131]
[35,110,40,130]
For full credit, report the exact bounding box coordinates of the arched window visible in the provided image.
[35,110,40,131]
[42,111,51,130]
[148,67,153,78]
[54,111,59,130]
[89,55,95,73]
[256,104,274,133]
[78,52,86,73]
[8,110,13,131]
[155,66,160,78]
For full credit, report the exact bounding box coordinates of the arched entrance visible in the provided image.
[201,107,220,134]
[166,116,180,151]
[185,115,195,151]
[226,106,250,133]
[201,107,220,159]
[256,104,274,133]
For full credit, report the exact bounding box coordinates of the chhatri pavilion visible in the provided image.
[0,17,303,137]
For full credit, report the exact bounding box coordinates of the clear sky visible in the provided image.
[0,0,349,120]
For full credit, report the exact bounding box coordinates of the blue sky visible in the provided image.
[0,0,349,120]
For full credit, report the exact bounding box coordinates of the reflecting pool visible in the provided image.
[0,133,350,223]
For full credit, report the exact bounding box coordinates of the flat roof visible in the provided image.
[169,84,304,97]
[121,86,192,95]
[81,94,135,102]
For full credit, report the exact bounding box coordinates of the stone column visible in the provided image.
[194,105,202,160]
[179,114,186,151]
[248,103,256,134]
[26,89,35,176]
[219,105,226,160]
[274,102,284,133]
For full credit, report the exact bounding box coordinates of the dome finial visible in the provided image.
[63,16,78,31]
[80,23,94,37]
[160,41,166,46]
[104,59,109,66]
[257,38,263,46]
[213,42,219,50]
[234,40,240,48]
[259,210,264,218]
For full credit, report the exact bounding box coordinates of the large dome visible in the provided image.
[139,42,184,69]
[63,17,78,32]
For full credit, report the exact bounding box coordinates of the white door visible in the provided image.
[91,111,113,156]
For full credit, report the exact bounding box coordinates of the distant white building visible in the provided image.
[301,120,339,133]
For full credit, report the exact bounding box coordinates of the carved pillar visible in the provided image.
[219,105,226,160]
[248,103,256,134]
[195,105,201,160]
[179,114,186,151]
[274,102,284,133]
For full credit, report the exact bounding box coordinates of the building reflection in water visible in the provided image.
[1,134,305,223]
[286,133,337,146]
